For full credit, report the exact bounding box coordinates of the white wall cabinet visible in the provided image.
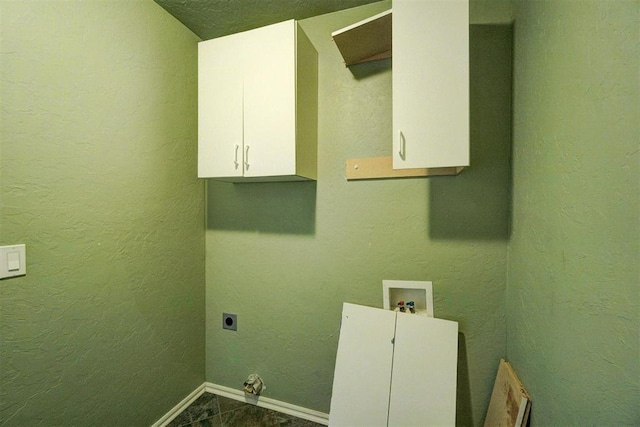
[393,0,469,170]
[198,20,317,182]
[329,303,459,426]
[334,1,469,179]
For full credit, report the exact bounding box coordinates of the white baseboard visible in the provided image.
[152,383,207,427]
[153,382,329,427]
[205,382,329,425]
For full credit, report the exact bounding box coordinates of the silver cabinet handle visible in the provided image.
[233,144,240,169]
[244,145,250,170]
[399,131,406,160]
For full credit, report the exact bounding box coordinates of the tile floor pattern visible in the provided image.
[166,392,325,427]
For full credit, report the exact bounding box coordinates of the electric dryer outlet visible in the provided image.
[222,313,237,331]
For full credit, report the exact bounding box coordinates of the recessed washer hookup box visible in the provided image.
[383,280,434,317]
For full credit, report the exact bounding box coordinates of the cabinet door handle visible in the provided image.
[244,145,250,170]
[233,144,240,169]
[399,131,406,160]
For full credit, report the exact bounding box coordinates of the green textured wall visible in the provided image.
[508,1,639,425]
[0,1,204,425]
[205,2,513,424]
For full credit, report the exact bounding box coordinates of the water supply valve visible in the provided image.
[243,374,264,396]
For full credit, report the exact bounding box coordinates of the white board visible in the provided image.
[329,303,396,427]
[388,314,459,426]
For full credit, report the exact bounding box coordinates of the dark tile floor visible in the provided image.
[166,392,325,427]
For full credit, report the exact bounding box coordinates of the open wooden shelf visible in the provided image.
[331,9,392,66]
[346,157,464,180]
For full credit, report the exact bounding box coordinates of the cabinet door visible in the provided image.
[388,314,459,426]
[329,303,396,427]
[243,20,297,178]
[198,34,244,178]
[393,0,469,169]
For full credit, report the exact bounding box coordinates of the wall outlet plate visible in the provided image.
[222,313,237,331]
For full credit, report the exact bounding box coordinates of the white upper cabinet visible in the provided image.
[393,0,469,169]
[198,20,318,181]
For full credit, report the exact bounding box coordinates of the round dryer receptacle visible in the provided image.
[222,313,237,331]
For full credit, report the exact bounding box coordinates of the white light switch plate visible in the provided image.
[0,244,26,279]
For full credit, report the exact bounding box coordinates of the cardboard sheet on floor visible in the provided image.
[484,359,531,427]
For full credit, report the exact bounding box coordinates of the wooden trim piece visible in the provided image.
[331,9,392,66]
[483,359,532,427]
[346,157,463,180]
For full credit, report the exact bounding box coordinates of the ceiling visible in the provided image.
[154,0,382,40]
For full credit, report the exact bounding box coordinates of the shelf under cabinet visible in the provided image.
[346,157,463,180]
